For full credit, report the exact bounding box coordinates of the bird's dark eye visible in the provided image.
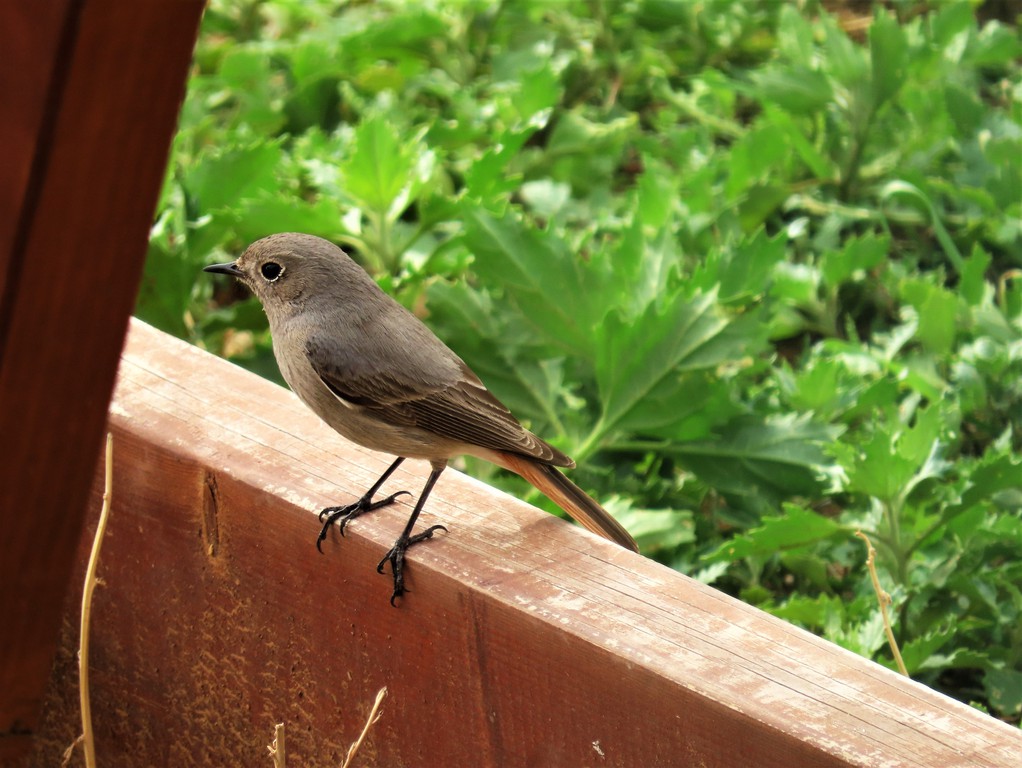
[261,262,283,282]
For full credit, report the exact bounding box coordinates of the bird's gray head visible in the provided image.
[204,233,375,322]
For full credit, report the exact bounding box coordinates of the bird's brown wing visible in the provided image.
[306,337,573,467]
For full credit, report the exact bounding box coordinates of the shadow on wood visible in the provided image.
[26,320,1021,767]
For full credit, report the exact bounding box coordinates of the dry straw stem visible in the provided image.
[267,686,386,767]
[267,722,285,767]
[60,735,84,768]
[71,433,114,768]
[341,686,388,768]
[854,530,908,676]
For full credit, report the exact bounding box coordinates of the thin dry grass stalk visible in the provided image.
[68,433,114,767]
[855,530,908,676]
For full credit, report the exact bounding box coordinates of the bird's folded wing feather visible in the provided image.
[306,335,572,466]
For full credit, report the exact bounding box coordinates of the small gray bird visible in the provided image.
[205,233,637,603]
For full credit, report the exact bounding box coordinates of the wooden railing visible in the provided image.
[26,320,1021,766]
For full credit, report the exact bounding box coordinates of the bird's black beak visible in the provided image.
[203,261,243,277]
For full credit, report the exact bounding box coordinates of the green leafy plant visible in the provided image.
[139,0,1022,724]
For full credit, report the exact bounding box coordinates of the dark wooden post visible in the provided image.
[0,2,204,760]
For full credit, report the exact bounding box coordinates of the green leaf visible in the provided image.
[763,104,835,181]
[607,501,695,554]
[546,111,637,157]
[949,451,1022,519]
[614,372,739,440]
[844,437,908,502]
[899,627,957,675]
[609,213,681,316]
[821,15,868,86]
[738,183,791,232]
[770,261,820,307]
[520,179,571,219]
[217,48,286,132]
[931,3,974,48]
[233,194,345,243]
[135,240,199,339]
[704,504,844,564]
[462,206,604,356]
[768,593,847,630]
[776,4,816,66]
[869,11,908,108]
[511,62,562,122]
[671,414,844,501]
[289,39,337,82]
[636,162,675,229]
[544,111,637,190]
[847,611,890,658]
[717,230,787,304]
[425,280,557,428]
[185,141,283,213]
[900,278,958,355]
[944,82,985,136]
[464,123,540,201]
[780,550,834,591]
[984,667,1022,717]
[594,290,753,435]
[341,115,423,216]
[691,231,778,301]
[339,10,448,70]
[965,22,1022,67]
[820,234,889,289]
[200,297,268,335]
[882,348,946,402]
[838,407,946,503]
[880,181,965,274]
[725,123,788,200]
[897,404,943,469]
[783,354,877,419]
[752,66,833,114]
[959,245,992,307]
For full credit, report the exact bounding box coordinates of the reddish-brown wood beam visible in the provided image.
[0,2,204,760]
[28,320,1022,766]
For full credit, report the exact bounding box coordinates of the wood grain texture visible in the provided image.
[0,0,70,267]
[28,320,1022,767]
[0,1,204,760]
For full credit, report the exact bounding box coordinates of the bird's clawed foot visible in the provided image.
[377,525,448,606]
[316,490,411,552]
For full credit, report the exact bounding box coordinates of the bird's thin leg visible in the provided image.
[377,465,447,605]
[317,457,409,552]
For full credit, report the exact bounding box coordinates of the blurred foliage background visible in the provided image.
[138,0,1021,724]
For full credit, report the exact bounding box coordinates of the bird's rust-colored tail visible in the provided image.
[495,452,639,552]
